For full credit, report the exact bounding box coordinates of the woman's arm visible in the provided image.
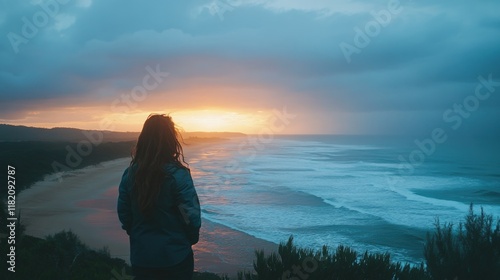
[117,168,133,235]
[173,168,201,245]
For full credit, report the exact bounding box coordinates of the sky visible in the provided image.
[1,0,499,135]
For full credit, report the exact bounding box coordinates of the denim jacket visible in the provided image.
[117,163,201,267]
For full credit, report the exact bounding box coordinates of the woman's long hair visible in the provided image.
[131,114,187,217]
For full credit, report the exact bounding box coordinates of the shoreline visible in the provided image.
[16,142,277,276]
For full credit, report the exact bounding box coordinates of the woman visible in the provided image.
[117,114,201,280]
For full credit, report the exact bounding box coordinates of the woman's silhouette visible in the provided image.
[118,114,201,280]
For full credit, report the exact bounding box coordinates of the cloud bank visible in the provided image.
[0,0,499,135]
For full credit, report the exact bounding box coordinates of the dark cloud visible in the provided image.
[0,0,499,135]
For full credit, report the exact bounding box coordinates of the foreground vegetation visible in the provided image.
[424,206,500,279]
[1,204,498,279]
[237,237,427,280]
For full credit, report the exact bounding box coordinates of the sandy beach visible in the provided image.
[16,143,277,276]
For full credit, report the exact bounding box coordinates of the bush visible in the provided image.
[424,204,500,279]
[194,272,230,280]
[0,230,131,280]
[238,236,428,280]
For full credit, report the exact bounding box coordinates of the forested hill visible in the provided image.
[0,124,246,142]
[0,124,139,142]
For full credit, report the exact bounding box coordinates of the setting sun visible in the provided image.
[107,109,267,133]
[173,110,264,133]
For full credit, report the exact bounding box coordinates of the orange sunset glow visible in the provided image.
[3,108,269,134]
[2,82,300,133]
[104,109,268,133]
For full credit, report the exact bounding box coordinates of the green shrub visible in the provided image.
[424,204,500,279]
[239,236,428,280]
[193,272,230,280]
[0,230,131,280]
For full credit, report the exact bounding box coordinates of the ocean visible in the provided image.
[188,134,500,264]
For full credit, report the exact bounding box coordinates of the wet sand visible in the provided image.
[16,144,277,277]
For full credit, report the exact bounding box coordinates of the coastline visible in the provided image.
[16,141,276,276]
